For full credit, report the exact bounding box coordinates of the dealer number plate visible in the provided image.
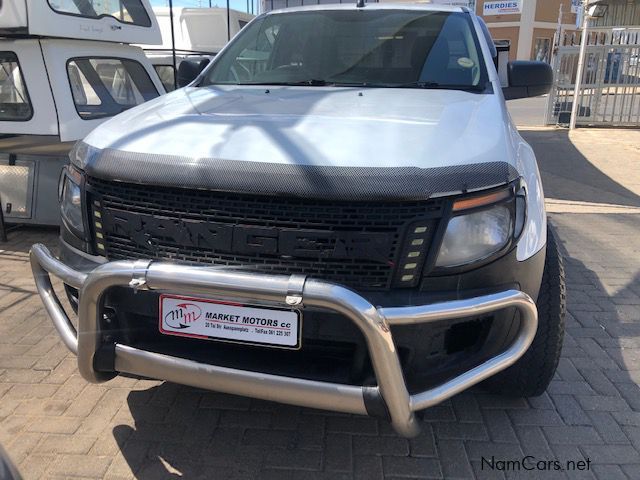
[159,294,301,349]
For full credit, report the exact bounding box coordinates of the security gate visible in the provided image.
[546,28,640,126]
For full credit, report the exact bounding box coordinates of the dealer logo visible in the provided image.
[164,303,202,329]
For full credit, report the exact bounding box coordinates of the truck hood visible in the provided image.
[80,85,519,199]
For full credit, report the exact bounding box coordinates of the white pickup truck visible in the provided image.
[31,3,564,437]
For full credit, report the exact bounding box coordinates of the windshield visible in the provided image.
[202,9,488,90]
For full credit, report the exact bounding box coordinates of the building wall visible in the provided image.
[479,0,577,60]
[535,0,565,23]
[486,25,520,61]
[592,0,640,27]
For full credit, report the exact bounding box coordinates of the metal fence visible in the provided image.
[546,28,640,127]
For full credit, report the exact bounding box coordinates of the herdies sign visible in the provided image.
[483,1,522,15]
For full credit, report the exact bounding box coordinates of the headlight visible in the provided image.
[435,197,514,269]
[60,166,85,236]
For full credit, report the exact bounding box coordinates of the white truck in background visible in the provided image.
[0,0,165,227]
[140,7,255,91]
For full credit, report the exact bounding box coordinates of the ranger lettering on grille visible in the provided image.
[101,209,395,263]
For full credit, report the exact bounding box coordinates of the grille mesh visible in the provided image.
[88,177,444,290]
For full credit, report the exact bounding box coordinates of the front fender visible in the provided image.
[511,124,547,261]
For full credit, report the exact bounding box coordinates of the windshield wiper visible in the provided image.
[323,81,485,92]
[396,81,485,92]
[291,79,331,86]
[215,79,485,92]
[234,79,332,86]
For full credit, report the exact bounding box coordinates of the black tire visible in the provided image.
[484,226,566,397]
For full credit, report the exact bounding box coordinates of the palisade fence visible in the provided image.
[546,27,640,126]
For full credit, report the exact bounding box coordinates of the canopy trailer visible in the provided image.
[0,0,161,44]
[0,0,164,227]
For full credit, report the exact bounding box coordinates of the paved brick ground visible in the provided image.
[1,128,639,479]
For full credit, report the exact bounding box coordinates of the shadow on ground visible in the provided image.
[520,129,640,207]
[112,223,640,478]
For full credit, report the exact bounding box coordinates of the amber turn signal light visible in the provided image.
[452,189,512,212]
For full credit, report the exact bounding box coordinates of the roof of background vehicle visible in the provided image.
[267,2,465,16]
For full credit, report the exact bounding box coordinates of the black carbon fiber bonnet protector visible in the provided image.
[76,143,520,200]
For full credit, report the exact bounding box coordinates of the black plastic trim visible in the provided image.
[78,143,520,201]
[503,61,553,100]
[362,386,391,421]
[94,343,117,374]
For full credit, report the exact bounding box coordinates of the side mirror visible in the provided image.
[502,61,553,100]
[177,59,210,88]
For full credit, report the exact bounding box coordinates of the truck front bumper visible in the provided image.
[30,243,537,438]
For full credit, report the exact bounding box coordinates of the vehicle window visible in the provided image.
[533,38,551,63]
[239,20,249,29]
[67,58,159,120]
[154,65,176,92]
[47,0,151,27]
[203,10,488,90]
[0,52,33,121]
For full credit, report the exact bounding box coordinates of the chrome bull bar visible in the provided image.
[30,243,538,437]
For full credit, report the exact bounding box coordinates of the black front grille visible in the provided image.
[88,177,444,290]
